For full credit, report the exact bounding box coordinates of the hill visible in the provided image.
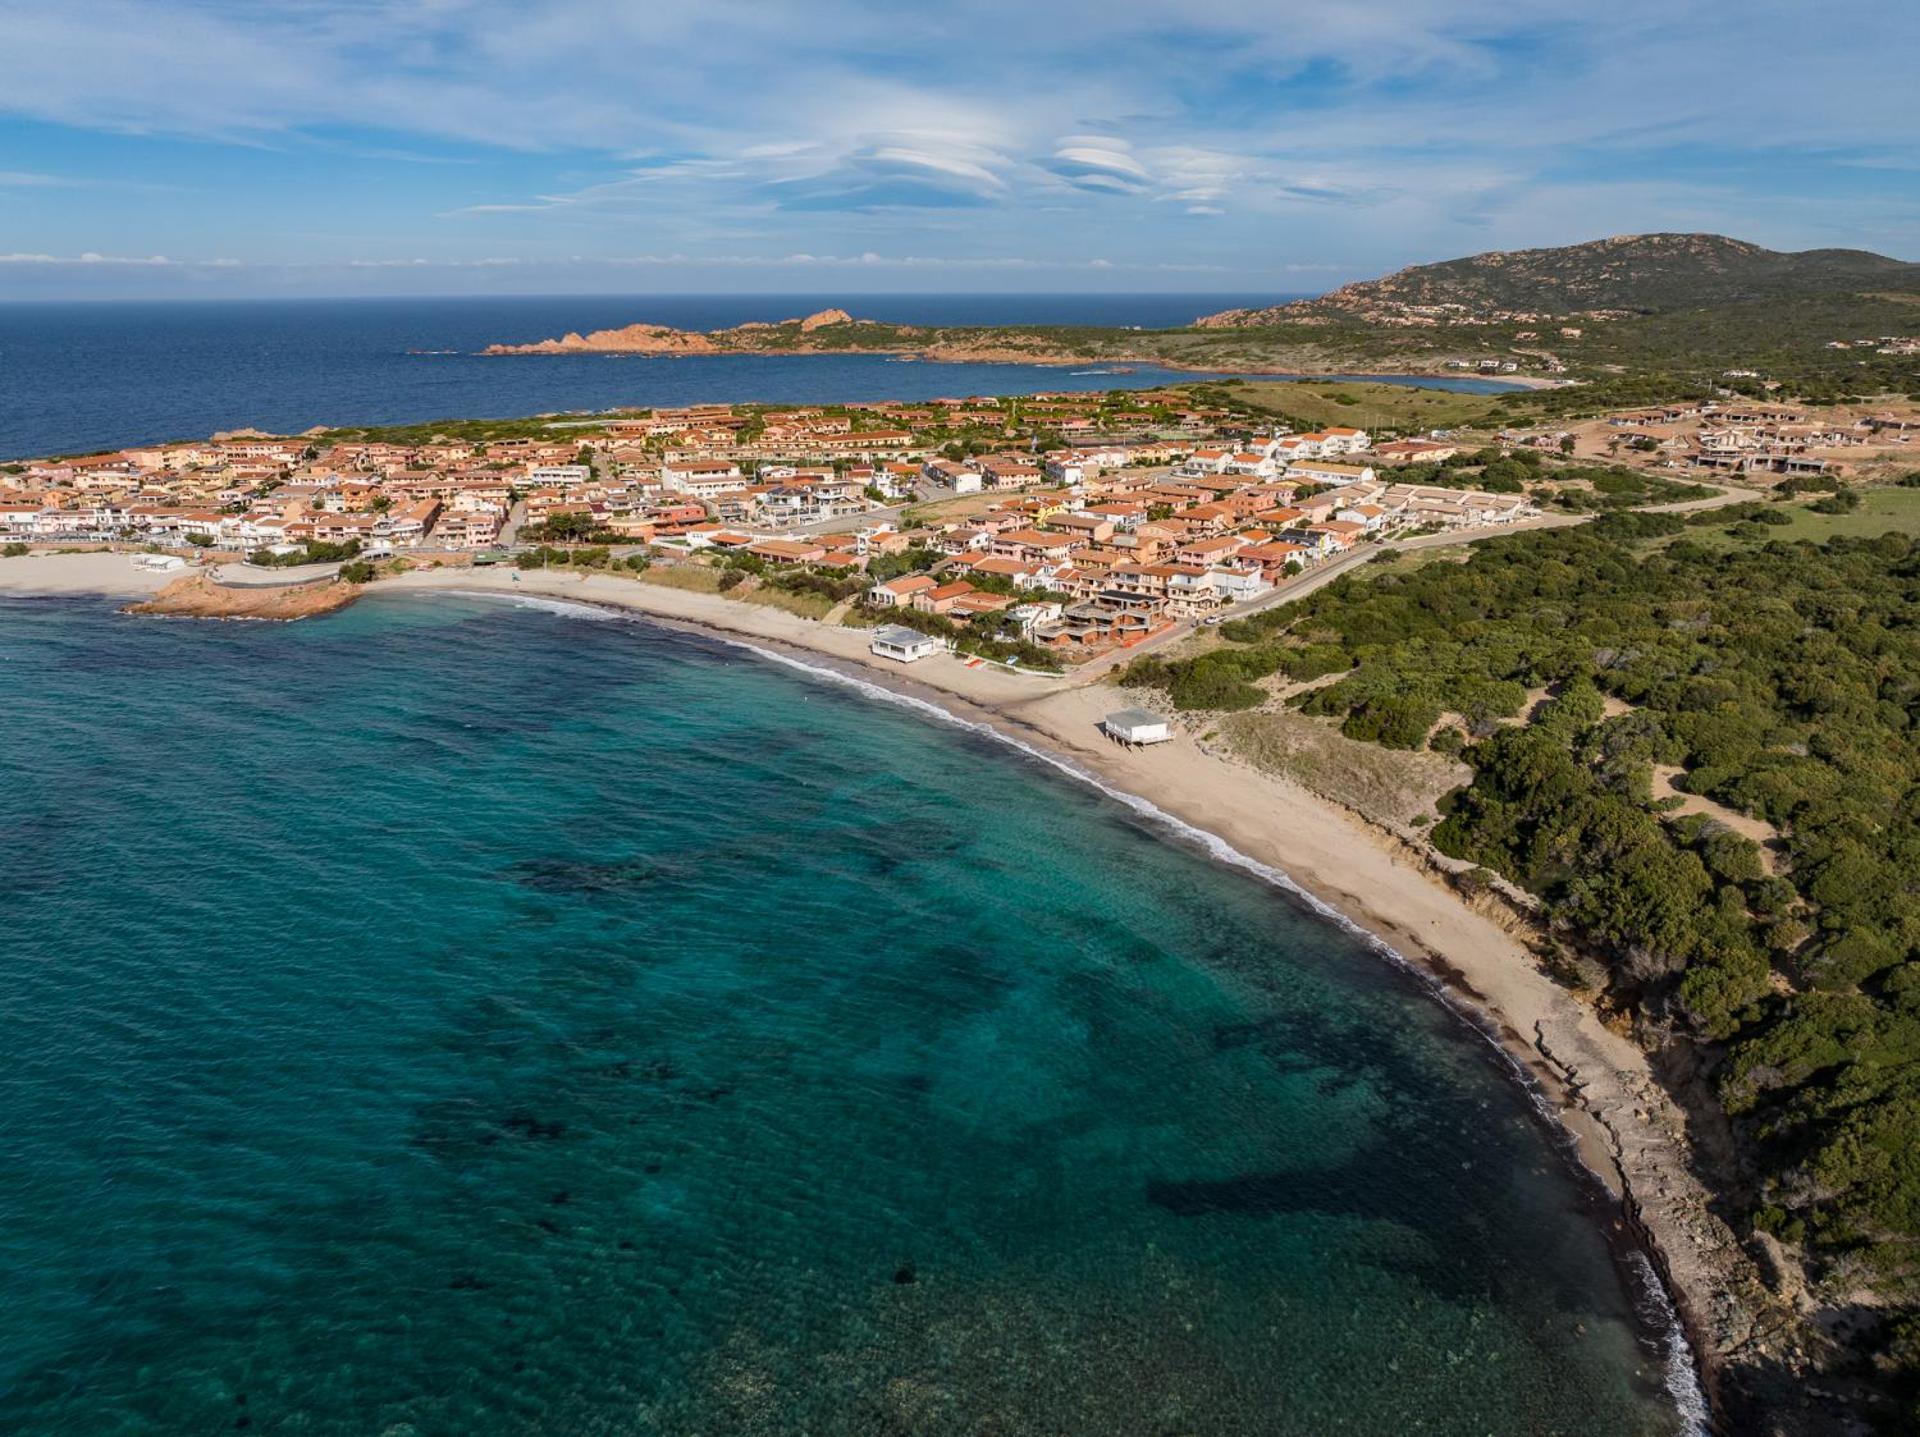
[1199,234,1920,326]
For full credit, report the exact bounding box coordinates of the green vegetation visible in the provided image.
[2,541,29,557]
[865,545,943,582]
[1228,379,1504,434]
[1124,512,1920,1402]
[337,559,377,584]
[1680,487,1920,549]
[522,512,621,544]
[315,415,603,445]
[247,539,363,567]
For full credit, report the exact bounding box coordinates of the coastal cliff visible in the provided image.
[126,572,361,621]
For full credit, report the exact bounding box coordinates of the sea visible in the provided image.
[0,589,1699,1435]
[0,294,1523,461]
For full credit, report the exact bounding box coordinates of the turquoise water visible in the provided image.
[0,593,1686,1434]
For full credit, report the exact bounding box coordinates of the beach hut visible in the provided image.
[1103,708,1172,745]
[869,625,942,664]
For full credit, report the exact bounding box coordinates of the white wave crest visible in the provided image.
[441,588,618,620]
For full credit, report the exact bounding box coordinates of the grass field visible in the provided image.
[1682,486,1920,549]
[1767,486,1920,540]
[1226,379,1505,434]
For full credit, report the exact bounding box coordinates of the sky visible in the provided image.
[1,0,1916,301]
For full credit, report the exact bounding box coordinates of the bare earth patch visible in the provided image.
[1651,763,1785,871]
[1217,707,1468,829]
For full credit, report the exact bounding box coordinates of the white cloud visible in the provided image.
[0,0,1913,284]
[0,251,240,267]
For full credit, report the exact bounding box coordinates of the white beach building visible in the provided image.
[869,625,943,663]
[1102,708,1172,745]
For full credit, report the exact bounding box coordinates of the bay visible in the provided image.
[0,294,1519,459]
[0,592,1688,1434]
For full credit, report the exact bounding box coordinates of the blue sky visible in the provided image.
[1,0,1915,299]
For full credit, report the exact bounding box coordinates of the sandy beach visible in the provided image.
[1,552,1750,1417]
[0,549,182,597]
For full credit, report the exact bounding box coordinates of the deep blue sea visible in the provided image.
[0,295,1520,460]
[0,591,1692,1434]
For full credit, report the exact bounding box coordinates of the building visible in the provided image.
[870,625,942,663]
[868,574,939,607]
[1103,708,1172,745]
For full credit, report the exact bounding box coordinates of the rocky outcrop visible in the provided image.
[482,308,931,357]
[126,572,361,621]
[483,322,725,356]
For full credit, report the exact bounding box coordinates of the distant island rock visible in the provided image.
[483,308,893,356]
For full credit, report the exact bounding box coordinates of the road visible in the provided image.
[1070,480,1758,682]
[212,560,343,587]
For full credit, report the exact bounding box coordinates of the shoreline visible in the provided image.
[479,342,1560,388]
[369,567,1734,1424]
[0,554,1734,1426]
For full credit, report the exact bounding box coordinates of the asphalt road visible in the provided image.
[1070,480,1759,681]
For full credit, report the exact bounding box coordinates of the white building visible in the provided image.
[870,624,943,663]
[1102,708,1172,745]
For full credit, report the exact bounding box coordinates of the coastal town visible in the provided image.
[6,363,1920,1436]
[0,388,1539,652]
[20,380,1911,663]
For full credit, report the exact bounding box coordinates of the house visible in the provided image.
[1047,512,1116,545]
[1286,460,1378,487]
[913,580,982,616]
[745,539,827,565]
[870,624,942,663]
[869,574,939,608]
[661,460,745,497]
[991,528,1080,564]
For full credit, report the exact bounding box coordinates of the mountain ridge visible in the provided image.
[1197,233,1920,328]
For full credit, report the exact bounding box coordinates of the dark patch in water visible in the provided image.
[508,855,670,897]
[1147,1170,1325,1219]
[501,1112,567,1141]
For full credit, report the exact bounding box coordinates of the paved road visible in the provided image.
[212,561,343,587]
[499,497,530,545]
[1070,480,1757,682]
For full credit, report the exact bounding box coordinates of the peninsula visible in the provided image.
[480,233,1920,400]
